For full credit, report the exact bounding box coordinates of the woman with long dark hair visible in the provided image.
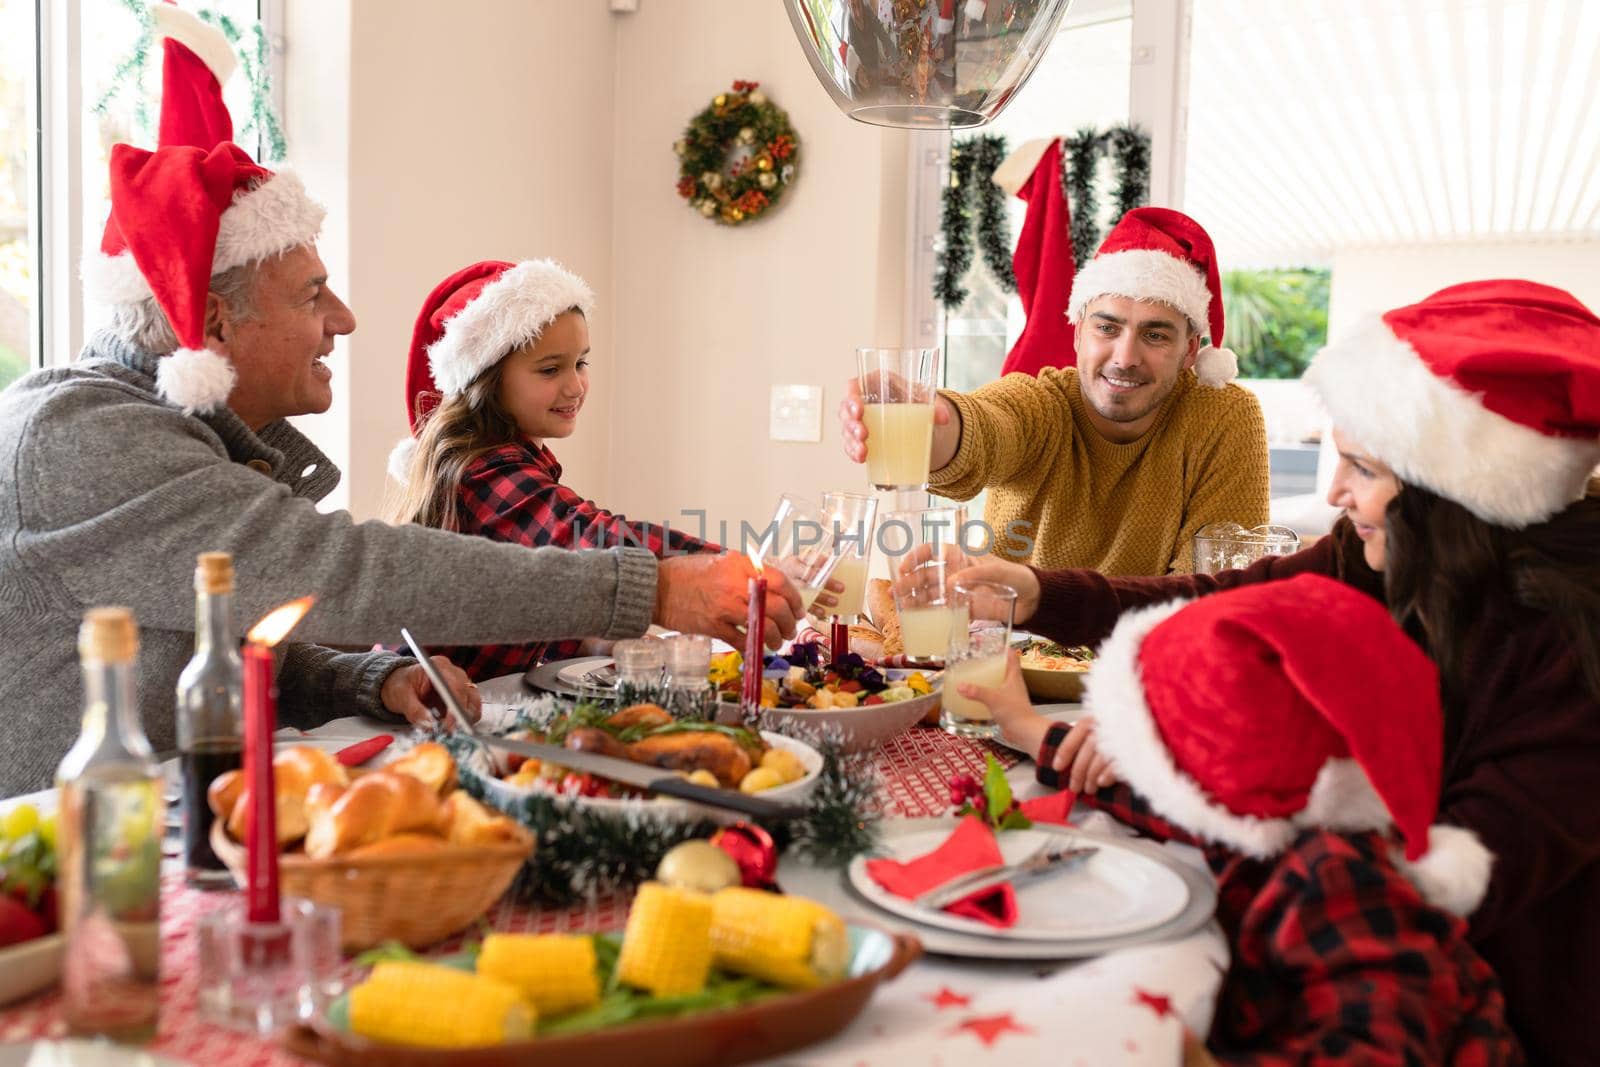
[954,280,1600,1064]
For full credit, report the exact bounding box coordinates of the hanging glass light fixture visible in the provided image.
[783,0,1075,129]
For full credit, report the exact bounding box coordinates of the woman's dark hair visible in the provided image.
[1379,481,1600,730]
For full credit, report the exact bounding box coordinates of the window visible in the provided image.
[0,0,38,390]
[940,6,1135,395]
[1,0,279,383]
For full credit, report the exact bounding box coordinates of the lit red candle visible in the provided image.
[242,596,315,925]
[741,573,766,713]
[831,618,850,669]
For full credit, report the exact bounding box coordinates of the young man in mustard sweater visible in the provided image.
[842,208,1270,574]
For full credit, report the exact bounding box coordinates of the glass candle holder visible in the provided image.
[196,897,343,1035]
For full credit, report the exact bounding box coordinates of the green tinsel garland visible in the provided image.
[1063,126,1105,272]
[969,134,1016,295]
[96,0,287,161]
[932,140,978,309]
[443,692,882,906]
[1105,124,1152,223]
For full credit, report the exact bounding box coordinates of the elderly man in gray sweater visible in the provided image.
[0,140,798,794]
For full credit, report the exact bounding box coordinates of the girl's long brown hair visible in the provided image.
[382,360,520,532]
[1380,480,1600,735]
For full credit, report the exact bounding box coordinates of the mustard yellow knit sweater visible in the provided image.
[932,368,1271,574]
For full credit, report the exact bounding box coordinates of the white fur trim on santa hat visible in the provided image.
[990,137,1054,197]
[155,347,236,413]
[1086,596,1299,860]
[1193,345,1238,388]
[152,2,238,86]
[427,260,596,397]
[1396,825,1493,917]
[388,436,418,484]
[1067,248,1214,341]
[1305,315,1600,528]
[82,167,326,306]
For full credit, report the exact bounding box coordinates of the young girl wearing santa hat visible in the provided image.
[385,259,719,680]
[953,278,1600,1065]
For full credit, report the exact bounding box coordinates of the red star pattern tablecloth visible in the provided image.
[0,724,1225,1066]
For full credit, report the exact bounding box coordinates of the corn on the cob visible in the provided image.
[348,960,535,1047]
[709,887,850,990]
[616,881,714,996]
[477,933,601,1016]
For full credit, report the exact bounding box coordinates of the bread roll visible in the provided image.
[865,579,903,656]
[304,769,446,859]
[443,792,528,847]
[346,833,449,859]
[385,741,457,795]
[847,623,886,663]
[221,745,349,846]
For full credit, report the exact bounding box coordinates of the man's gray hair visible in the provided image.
[105,262,260,354]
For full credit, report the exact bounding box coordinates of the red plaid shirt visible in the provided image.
[1074,783,1523,1065]
[435,441,718,680]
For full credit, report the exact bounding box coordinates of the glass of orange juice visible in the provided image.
[941,579,1017,738]
[857,347,941,491]
[881,505,970,661]
[819,491,878,621]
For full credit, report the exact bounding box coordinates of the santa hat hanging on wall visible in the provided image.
[1068,206,1238,388]
[1087,573,1492,916]
[389,259,595,482]
[80,1,324,414]
[1305,279,1600,529]
[993,138,1077,378]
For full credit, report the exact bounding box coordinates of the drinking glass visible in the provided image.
[1191,523,1301,575]
[857,348,941,490]
[750,494,845,614]
[941,579,1017,739]
[819,490,879,621]
[881,505,970,661]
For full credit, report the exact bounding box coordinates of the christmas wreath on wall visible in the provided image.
[674,80,799,226]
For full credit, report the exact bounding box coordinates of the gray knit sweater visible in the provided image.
[0,334,657,793]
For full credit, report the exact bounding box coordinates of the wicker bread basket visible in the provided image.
[210,820,533,951]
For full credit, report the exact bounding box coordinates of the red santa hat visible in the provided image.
[389,258,595,481]
[80,3,324,414]
[1304,279,1600,529]
[1066,207,1237,388]
[1086,574,1492,917]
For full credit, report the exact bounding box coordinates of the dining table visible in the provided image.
[0,682,1227,1067]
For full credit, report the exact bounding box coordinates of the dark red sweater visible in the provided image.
[1028,531,1600,1066]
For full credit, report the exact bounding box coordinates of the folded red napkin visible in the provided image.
[865,815,1019,927]
[1019,790,1076,826]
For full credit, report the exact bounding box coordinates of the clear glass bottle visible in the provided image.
[56,607,163,1041]
[176,552,243,889]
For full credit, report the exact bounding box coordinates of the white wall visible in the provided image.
[285,0,911,534]
[608,2,911,545]
[284,0,618,518]
[1329,239,1600,337]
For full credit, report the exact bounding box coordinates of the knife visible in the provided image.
[914,843,1099,910]
[479,734,807,821]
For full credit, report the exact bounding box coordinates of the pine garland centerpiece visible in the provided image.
[674,80,799,226]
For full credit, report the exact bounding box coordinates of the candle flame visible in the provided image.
[247,596,315,646]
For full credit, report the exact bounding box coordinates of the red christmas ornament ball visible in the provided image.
[710,822,778,889]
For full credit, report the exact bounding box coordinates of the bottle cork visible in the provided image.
[79,607,139,664]
[195,552,235,595]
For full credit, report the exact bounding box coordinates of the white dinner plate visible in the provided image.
[779,819,1217,961]
[847,823,1190,942]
